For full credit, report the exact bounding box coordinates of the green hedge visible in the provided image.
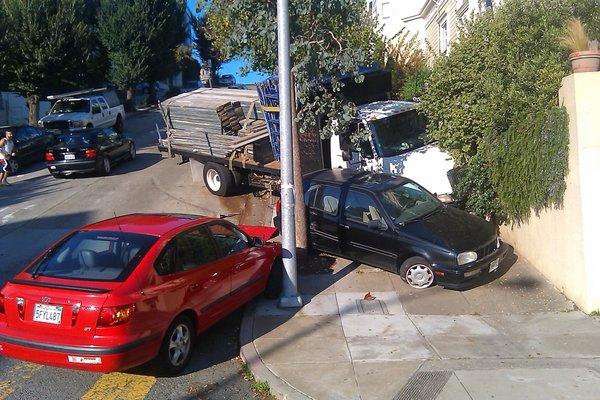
[420,0,600,223]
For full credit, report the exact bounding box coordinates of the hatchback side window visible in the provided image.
[304,184,319,207]
[314,185,341,215]
[344,190,384,224]
[26,127,42,139]
[155,244,176,275]
[208,223,249,256]
[175,228,219,271]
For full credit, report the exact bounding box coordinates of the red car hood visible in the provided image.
[239,225,279,241]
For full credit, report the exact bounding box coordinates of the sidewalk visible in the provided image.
[241,250,600,400]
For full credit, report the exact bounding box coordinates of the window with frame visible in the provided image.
[99,98,110,110]
[314,185,342,215]
[439,17,449,54]
[208,223,249,257]
[344,190,384,224]
[381,1,390,19]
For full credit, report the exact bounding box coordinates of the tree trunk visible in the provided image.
[148,81,157,106]
[125,87,136,112]
[291,75,308,259]
[27,94,40,126]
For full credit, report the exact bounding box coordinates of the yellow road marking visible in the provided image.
[0,362,43,400]
[80,372,156,400]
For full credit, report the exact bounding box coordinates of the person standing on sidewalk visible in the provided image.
[0,129,16,186]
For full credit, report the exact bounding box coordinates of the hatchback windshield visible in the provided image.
[370,110,427,157]
[29,230,157,281]
[51,99,90,114]
[56,133,97,147]
[377,182,440,224]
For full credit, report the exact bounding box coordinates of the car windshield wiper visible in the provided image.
[397,205,443,225]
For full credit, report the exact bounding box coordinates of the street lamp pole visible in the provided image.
[277,0,303,308]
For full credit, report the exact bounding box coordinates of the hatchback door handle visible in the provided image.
[340,224,350,230]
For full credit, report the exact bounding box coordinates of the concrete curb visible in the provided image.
[239,302,313,400]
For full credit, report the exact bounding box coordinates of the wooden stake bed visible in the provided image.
[158,87,280,177]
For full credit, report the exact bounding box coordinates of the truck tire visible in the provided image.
[114,114,124,133]
[86,123,93,129]
[203,162,234,196]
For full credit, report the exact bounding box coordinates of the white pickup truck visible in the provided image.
[330,100,458,202]
[39,89,125,133]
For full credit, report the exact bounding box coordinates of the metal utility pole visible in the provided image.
[277,0,303,308]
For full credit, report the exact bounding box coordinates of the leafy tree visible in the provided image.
[98,0,187,107]
[203,0,383,251]
[420,0,600,223]
[0,7,8,91]
[382,30,428,100]
[1,0,95,124]
[192,15,224,79]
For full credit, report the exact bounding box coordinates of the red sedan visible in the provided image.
[0,214,282,374]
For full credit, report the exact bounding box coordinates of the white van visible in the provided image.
[330,100,457,201]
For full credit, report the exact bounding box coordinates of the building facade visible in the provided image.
[369,0,500,59]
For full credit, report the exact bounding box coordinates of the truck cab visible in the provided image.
[330,100,456,202]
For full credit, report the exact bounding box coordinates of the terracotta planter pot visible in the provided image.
[569,50,600,73]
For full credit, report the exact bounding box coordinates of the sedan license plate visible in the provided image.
[33,304,63,325]
[489,258,500,273]
[64,153,75,160]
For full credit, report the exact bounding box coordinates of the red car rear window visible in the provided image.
[28,231,158,282]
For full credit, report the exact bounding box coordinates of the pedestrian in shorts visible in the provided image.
[0,129,16,186]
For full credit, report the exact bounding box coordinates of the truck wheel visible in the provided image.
[203,162,234,196]
[86,123,93,129]
[114,114,124,133]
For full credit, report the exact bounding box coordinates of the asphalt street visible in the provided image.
[0,111,261,400]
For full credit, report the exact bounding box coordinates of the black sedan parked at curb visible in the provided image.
[45,128,136,178]
[303,169,508,289]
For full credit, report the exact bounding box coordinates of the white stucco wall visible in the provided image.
[500,72,600,313]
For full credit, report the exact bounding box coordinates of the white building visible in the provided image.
[369,0,500,59]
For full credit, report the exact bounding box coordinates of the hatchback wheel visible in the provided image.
[400,256,435,289]
[158,315,194,375]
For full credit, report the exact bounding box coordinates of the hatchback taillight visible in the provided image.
[85,149,97,158]
[97,304,134,327]
[0,294,5,314]
[45,152,55,161]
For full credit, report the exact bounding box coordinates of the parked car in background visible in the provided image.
[0,125,55,173]
[303,169,507,289]
[217,74,236,87]
[0,214,281,373]
[39,89,125,133]
[45,128,135,178]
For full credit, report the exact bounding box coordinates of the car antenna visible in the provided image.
[113,211,124,232]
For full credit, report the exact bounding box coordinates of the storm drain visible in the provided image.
[393,371,453,400]
[355,299,389,315]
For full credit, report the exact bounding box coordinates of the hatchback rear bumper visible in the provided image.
[0,332,161,373]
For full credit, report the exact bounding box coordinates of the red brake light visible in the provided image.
[45,152,54,161]
[85,149,97,158]
[97,304,134,327]
[0,294,5,314]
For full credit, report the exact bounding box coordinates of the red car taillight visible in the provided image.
[85,149,97,159]
[275,199,281,214]
[45,152,55,161]
[0,294,5,314]
[16,297,25,319]
[97,304,135,327]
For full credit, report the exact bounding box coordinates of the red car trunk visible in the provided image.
[1,278,116,339]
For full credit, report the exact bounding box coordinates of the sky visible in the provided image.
[186,0,268,84]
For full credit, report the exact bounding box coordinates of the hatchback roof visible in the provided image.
[304,169,409,192]
[82,213,211,236]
